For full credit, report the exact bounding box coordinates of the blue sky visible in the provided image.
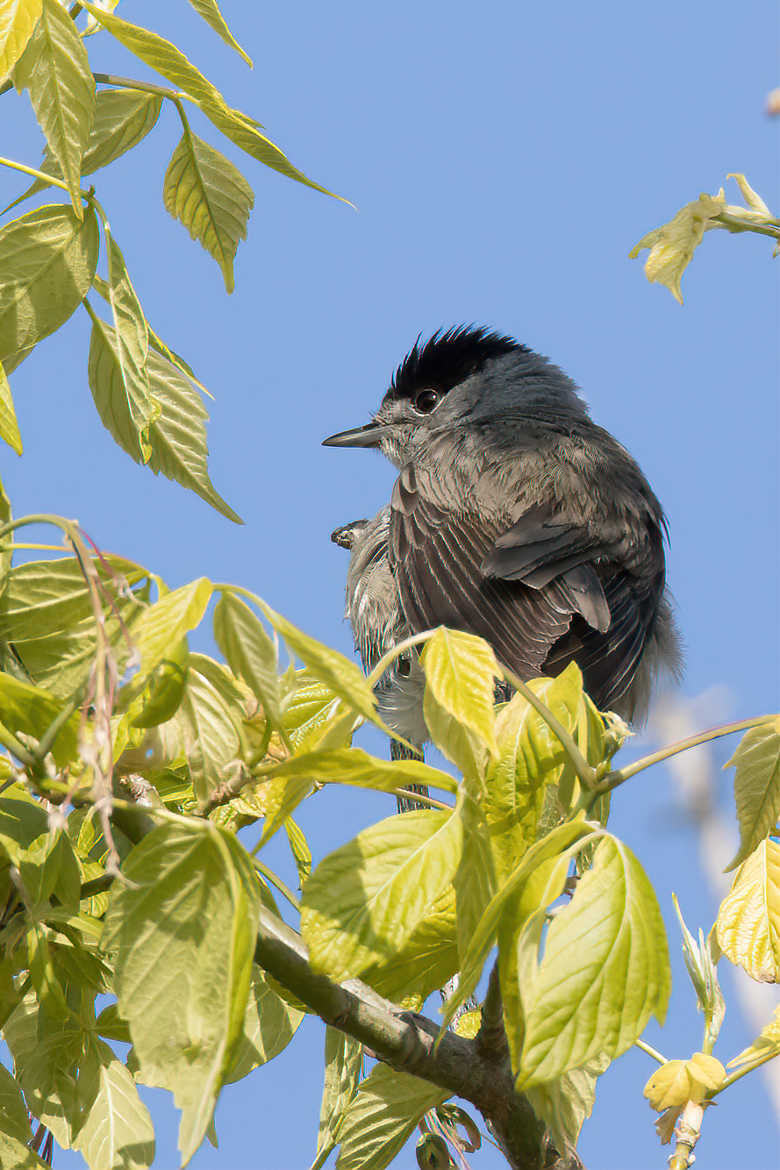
[2,2,778,1168]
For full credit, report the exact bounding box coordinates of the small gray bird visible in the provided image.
[325,326,681,726]
[331,511,429,811]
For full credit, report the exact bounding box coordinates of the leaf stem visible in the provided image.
[709,1047,780,1097]
[0,721,38,770]
[501,667,598,789]
[91,72,181,101]
[596,715,778,795]
[0,156,74,197]
[251,856,301,911]
[634,1038,667,1065]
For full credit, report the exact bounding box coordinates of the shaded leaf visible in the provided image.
[0,672,79,765]
[525,1053,610,1158]
[102,230,151,445]
[726,719,780,870]
[0,1132,49,1169]
[0,0,42,83]
[13,0,95,215]
[716,837,780,982]
[516,835,670,1087]
[79,3,342,199]
[226,966,304,1082]
[301,808,462,982]
[335,1065,447,1170]
[4,992,84,1146]
[163,127,253,292]
[101,823,261,1163]
[73,1037,155,1170]
[88,311,155,463]
[0,1062,33,1143]
[0,203,99,360]
[180,662,241,803]
[213,591,281,728]
[311,1028,363,1170]
[187,0,252,65]
[0,360,22,454]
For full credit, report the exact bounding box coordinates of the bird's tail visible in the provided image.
[390,739,428,812]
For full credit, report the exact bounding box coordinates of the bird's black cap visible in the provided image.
[387,325,525,403]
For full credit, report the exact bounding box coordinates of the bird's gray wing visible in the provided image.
[389,465,667,710]
[389,466,575,680]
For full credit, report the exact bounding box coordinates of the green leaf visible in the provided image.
[8,88,163,210]
[225,965,304,1082]
[525,1053,610,1159]
[163,126,254,293]
[421,627,498,777]
[716,837,780,982]
[101,823,261,1163]
[0,1132,49,1169]
[629,191,726,304]
[132,578,212,676]
[72,1038,155,1170]
[282,674,346,753]
[102,229,151,441]
[0,0,42,83]
[187,0,252,66]
[335,1065,447,1170]
[129,638,189,728]
[516,836,671,1087]
[79,2,342,200]
[257,600,380,726]
[453,789,496,973]
[13,0,95,215]
[359,884,458,1001]
[0,672,78,765]
[0,473,12,583]
[145,348,242,521]
[180,660,241,803]
[0,204,99,360]
[266,746,457,797]
[442,818,591,1033]
[486,669,584,885]
[87,311,155,463]
[213,591,282,728]
[0,1062,33,1143]
[0,554,150,699]
[301,808,463,982]
[728,1003,780,1068]
[0,360,22,454]
[4,991,84,1146]
[726,719,780,870]
[311,1028,363,1170]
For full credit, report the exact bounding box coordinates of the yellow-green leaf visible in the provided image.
[187,0,252,66]
[132,578,212,676]
[629,192,725,303]
[213,591,281,728]
[359,885,458,1001]
[0,204,99,360]
[163,127,254,293]
[13,0,95,215]
[525,1054,610,1158]
[225,965,305,1083]
[311,1028,363,1170]
[88,312,155,463]
[0,1063,32,1143]
[727,1004,780,1068]
[516,835,670,1087]
[421,627,498,776]
[267,746,457,797]
[0,0,42,85]
[72,1038,156,1170]
[716,837,780,982]
[726,719,780,870]
[0,361,22,454]
[79,2,342,200]
[0,672,79,765]
[301,808,463,982]
[335,1065,447,1170]
[179,663,241,803]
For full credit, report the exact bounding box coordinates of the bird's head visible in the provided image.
[322,326,588,467]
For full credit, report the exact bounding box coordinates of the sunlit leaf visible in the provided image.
[73,1038,156,1170]
[265,746,457,798]
[0,1132,49,1169]
[0,361,22,454]
[716,838,780,982]
[88,311,155,463]
[301,808,463,982]
[13,0,95,215]
[643,1053,725,1111]
[335,1065,447,1170]
[213,591,281,728]
[728,1004,780,1068]
[629,192,725,303]
[132,578,212,676]
[0,204,99,360]
[311,1028,363,1170]
[359,884,458,1002]
[187,0,252,66]
[0,672,79,764]
[102,228,151,437]
[726,719,780,870]
[79,2,342,200]
[4,992,84,1146]
[102,823,261,1162]
[516,835,670,1087]
[0,0,42,83]
[180,662,242,803]
[163,127,253,293]
[421,627,498,775]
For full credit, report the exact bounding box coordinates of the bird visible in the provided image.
[324,325,681,736]
[331,511,429,811]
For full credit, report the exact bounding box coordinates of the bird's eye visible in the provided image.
[413,388,439,414]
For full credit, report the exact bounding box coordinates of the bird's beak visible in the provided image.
[321,422,386,448]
